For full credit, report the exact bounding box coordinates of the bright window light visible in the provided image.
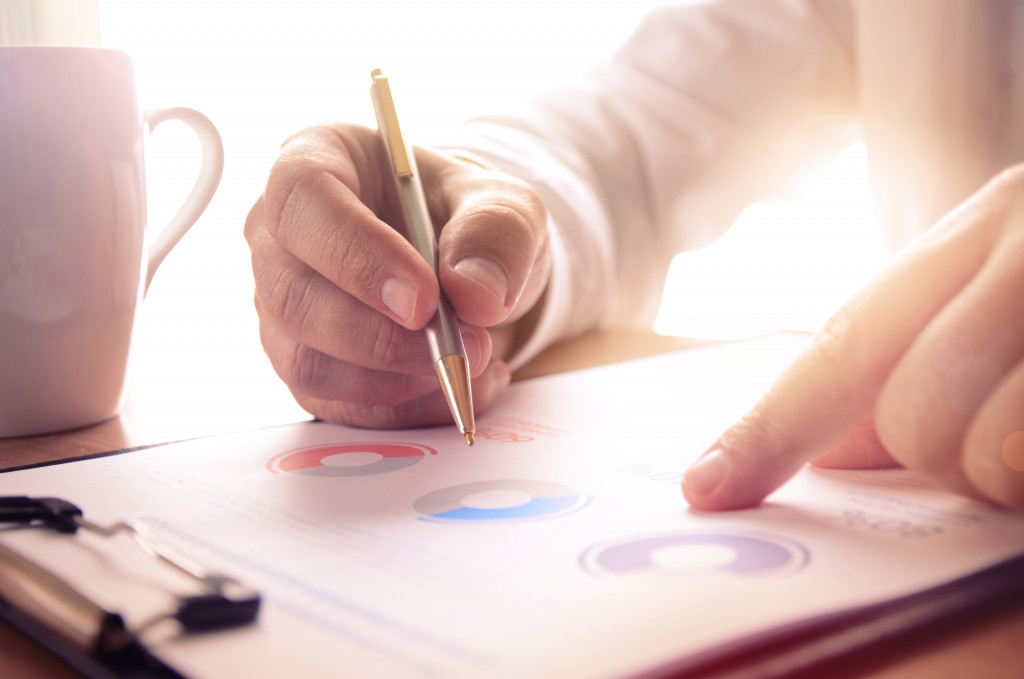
[654,142,887,339]
[94,1,888,352]
[96,1,887,378]
[3,1,890,432]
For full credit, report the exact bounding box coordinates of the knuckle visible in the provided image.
[807,301,884,403]
[271,167,386,299]
[498,176,547,223]
[323,220,384,296]
[349,371,432,408]
[263,124,369,243]
[451,174,547,239]
[456,200,546,266]
[367,316,406,370]
[263,159,308,239]
[263,260,318,336]
[285,342,423,407]
[462,201,522,231]
[814,304,861,373]
[273,171,325,243]
[719,406,796,465]
[243,197,265,245]
[287,343,329,395]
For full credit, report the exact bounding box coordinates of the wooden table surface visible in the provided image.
[2,328,1022,679]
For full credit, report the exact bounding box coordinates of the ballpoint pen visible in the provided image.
[369,68,476,446]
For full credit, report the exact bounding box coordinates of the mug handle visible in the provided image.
[142,107,225,293]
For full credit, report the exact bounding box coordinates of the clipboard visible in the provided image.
[3,482,1023,679]
[0,496,260,679]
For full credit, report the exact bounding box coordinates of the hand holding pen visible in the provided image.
[244,78,551,433]
[369,68,476,443]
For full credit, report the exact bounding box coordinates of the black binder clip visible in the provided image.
[0,495,83,533]
[0,496,260,658]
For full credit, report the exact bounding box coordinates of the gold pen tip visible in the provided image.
[464,432,475,446]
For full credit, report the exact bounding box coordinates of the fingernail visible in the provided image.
[380,278,418,324]
[684,448,729,496]
[453,256,509,306]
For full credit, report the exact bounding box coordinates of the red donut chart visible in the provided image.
[266,442,436,477]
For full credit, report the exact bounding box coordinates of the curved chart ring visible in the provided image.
[414,479,590,523]
[580,531,809,579]
[266,442,437,477]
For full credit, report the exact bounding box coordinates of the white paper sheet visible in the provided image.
[4,333,1024,679]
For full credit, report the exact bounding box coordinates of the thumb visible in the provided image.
[420,150,551,329]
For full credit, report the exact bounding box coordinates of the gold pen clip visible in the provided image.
[370,68,413,178]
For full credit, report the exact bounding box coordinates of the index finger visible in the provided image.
[263,125,440,330]
[682,195,998,510]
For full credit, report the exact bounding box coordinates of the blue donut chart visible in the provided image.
[581,531,809,578]
[266,442,436,477]
[414,479,590,523]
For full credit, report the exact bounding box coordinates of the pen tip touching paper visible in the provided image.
[434,354,475,447]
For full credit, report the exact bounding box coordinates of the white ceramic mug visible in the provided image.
[0,46,223,437]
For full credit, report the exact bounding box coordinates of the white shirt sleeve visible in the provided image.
[439,0,859,369]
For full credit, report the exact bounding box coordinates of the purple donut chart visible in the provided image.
[580,531,810,578]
